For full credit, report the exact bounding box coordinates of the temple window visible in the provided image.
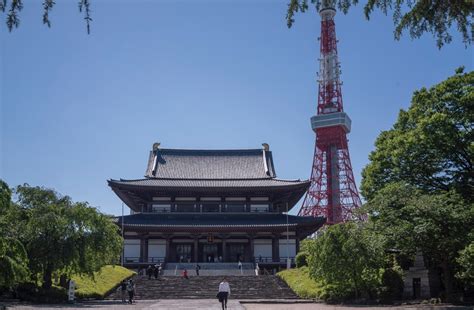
[175,203,195,212]
[250,204,269,212]
[201,203,220,212]
[225,204,246,212]
[250,197,269,201]
[151,204,171,213]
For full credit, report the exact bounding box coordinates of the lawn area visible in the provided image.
[277,266,322,299]
[72,265,135,299]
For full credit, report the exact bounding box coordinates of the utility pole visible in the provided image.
[121,202,124,266]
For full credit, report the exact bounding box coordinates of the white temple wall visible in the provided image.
[124,239,141,262]
[148,239,166,261]
[279,239,296,259]
[254,239,272,258]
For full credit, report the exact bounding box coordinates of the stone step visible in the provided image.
[164,262,254,270]
[108,275,298,300]
[162,269,256,276]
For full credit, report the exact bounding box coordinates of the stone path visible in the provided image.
[3,300,472,310]
[4,299,244,310]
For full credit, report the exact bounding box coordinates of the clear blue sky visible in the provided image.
[1,0,472,216]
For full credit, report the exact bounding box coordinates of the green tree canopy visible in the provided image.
[361,68,473,202]
[456,242,474,286]
[1,0,92,33]
[0,180,29,290]
[287,0,474,48]
[14,184,122,289]
[365,183,474,297]
[306,222,385,300]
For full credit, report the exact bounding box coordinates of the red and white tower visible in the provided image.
[298,1,362,224]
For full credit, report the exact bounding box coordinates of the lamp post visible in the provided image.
[121,202,124,266]
[286,202,290,269]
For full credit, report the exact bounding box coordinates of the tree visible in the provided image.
[306,222,385,300]
[287,0,474,48]
[365,183,474,299]
[0,180,29,290]
[1,0,92,33]
[15,184,122,289]
[456,242,474,286]
[361,68,473,202]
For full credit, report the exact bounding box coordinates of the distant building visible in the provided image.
[109,143,325,267]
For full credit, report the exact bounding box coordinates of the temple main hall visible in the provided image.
[109,143,325,268]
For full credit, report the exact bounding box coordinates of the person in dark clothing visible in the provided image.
[120,280,127,303]
[195,264,201,276]
[146,265,153,280]
[127,279,135,304]
[153,265,159,279]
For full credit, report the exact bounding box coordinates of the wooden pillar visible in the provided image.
[249,234,255,262]
[140,237,148,263]
[194,237,199,263]
[165,235,171,262]
[295,235,300,253]
[222,236,227,262]
[272,234,280,263]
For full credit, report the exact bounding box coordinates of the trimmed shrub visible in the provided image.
[295,252,308,268]
[379,267,404,303]
[15,283,67,303]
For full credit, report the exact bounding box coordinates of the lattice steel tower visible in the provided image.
[298,0,362,224]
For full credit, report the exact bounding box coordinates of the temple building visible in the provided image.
[109,143,325,267]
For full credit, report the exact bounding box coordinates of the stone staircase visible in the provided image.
[163,262,255,276]
[109,275,298,300]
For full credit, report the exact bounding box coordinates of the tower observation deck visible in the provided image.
[298,0,362,224]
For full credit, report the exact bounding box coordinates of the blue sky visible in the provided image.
[1,0,472,216]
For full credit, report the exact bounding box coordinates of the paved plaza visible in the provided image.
[3,300,473,310]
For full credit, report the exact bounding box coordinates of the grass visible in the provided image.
[72,265,135,299]
[277,266,323,299]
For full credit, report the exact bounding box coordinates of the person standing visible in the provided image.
[238,260,242,274]
[195,264,201,276]
[120,280,127,303]
[147,265,153,280]
[182,269,189,279]
[153,265,159,279]
[217,277,230,310]
[126,279,136,304]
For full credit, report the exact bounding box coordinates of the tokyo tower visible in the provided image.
[298,0,362,224]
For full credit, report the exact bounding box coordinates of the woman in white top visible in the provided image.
[218,277,231,309]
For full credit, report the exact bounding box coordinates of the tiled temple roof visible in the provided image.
[108,178,310,189]
[108,144,310,212]
[145,148,276,179]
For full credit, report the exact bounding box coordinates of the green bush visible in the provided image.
[73,265,135,299]
[15,282,67,303]
[379,267,404,303]
[277,267,323,299]
[295,252,308,267]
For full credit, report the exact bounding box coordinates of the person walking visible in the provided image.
[119,280,127,303]
[182,269,189,279]
[238,260,242,274]
[217,277,230,310]
[195,264,201,276]
[126,279,136,304]
[153,264,159,279]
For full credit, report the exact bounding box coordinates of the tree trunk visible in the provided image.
[59,274,68,288]
[441,259,453,300]
[352,270,359,298]
[42,265,53,290]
